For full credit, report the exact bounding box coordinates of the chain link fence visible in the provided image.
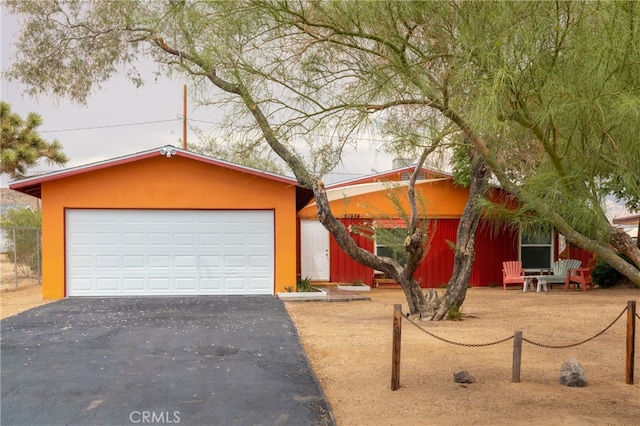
[0,227,42,290]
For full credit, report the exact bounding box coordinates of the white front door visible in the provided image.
[300,220,330,281]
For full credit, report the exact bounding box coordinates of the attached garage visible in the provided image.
[9,146,309,298]
[66,209,274,296]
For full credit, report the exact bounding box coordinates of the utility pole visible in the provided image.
[183,84,187,150]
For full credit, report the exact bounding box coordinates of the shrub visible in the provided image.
[0,207,41,277]
[447,304,463,321]
[296,276,316,292]
[591,255,633,288]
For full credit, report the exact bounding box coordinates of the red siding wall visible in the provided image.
[564,245,596,268]
[471,221,520,286]
[329,218,375,285]
[419,219,457,287]
[330,218,519,287]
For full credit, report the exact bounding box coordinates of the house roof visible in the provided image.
[304,178,449,208]
[9,145,302,199]
[326,165,452,189]
[613,214,640,226]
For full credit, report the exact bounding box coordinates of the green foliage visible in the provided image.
[0,101,68,178]
[591,255,634,288]
[190,129,287,175]
[451,144,473,188]
[0,207,41,276]
[6,0,640,291]
[296,276,316,292]
[447,304,463,321]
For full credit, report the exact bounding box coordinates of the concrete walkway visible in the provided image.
[278,284,372,302]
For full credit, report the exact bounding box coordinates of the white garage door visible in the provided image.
[66,209,274,296]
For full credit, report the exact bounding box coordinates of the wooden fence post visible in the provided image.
[626,301,636,385]
[391,304,402,391]
[512,330,523,383]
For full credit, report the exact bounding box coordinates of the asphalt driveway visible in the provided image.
[1,297,333,426]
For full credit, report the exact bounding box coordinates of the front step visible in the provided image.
[374,278,401,289]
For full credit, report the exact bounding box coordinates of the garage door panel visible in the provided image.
[66,209,274,296]
[149,255,171,268]
[123,256,145,268]
[97,255,118,269]
[123,278,145,291]
[200,255,220,267]
[175,278,197,290]
[70,256,93,269]
[97,278,119,291]
[122,233,144,245]
[149,277,171,290]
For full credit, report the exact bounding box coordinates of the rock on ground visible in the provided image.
[559,358,587,387]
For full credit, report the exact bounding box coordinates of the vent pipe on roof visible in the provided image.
[392,158,415,169]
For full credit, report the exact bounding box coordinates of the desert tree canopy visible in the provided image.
[5,1,640,306]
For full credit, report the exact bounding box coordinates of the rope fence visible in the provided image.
[391,300,637,390]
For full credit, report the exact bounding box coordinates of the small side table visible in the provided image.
[535,276,548,292]
[522,274,548,293]
[522,276,536,292]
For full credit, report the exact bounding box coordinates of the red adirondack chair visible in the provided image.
[565,268,594,291]
[502,261,525,290]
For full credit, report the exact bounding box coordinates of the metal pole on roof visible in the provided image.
[183,84,188,150]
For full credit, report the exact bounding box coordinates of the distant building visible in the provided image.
[613,214,639,243]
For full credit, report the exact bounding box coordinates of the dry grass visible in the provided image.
[285,286,640,425]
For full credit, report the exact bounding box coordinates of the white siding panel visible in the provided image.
[66,209,274,296]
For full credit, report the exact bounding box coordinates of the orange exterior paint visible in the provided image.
[298,171,526,287]
[39,155,298,298]
[299,179,470,219]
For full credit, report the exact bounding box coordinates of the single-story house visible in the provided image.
[297,167,593,287]
[9,146,313,298]
[10,146,593,298]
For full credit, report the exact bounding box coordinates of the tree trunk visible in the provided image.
[421,155,490,320]
[311,179,429,313]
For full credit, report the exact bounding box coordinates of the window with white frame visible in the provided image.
[520,228,553,270]
[375,227,408,266]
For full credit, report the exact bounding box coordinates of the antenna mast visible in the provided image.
[182,84,187,149]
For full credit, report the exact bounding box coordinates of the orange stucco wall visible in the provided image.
[40,155,298,298]
[298,179,470,219]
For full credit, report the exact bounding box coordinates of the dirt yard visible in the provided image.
[285,286,640,425]
[0,254,49,318]
[2,284,639,425]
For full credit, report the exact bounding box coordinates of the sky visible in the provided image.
[0,7,633,223]
[0,8,393,188]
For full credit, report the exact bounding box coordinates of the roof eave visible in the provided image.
[8,145,300,198]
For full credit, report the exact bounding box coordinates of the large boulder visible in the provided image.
[559,358,587,387]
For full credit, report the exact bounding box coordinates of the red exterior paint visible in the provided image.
[470,221,520,286]
[329,218,519,287]
[329,218,375,284]
[564,245,596,268]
